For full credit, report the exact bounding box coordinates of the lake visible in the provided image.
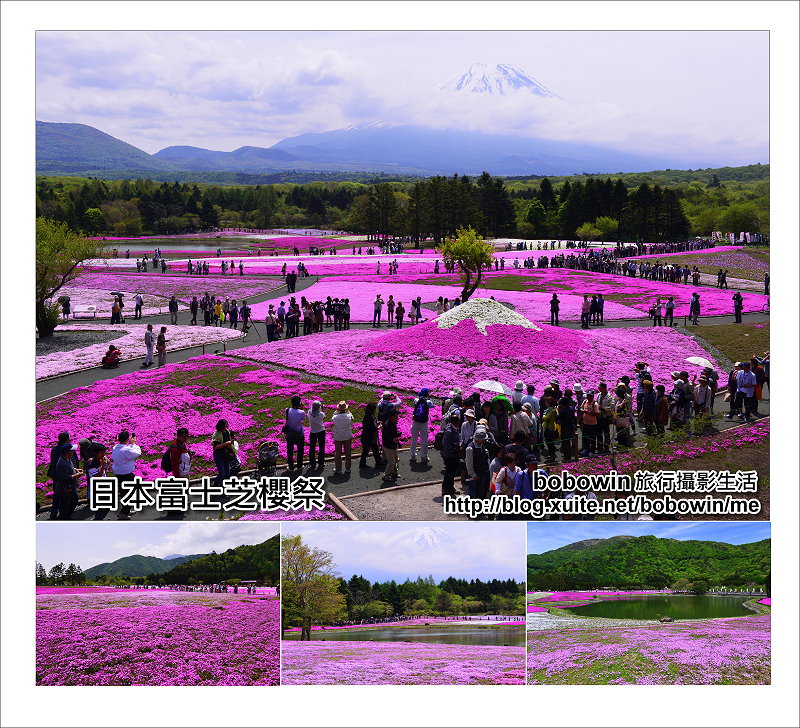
[284,624,525,646]
[566,595,752,620]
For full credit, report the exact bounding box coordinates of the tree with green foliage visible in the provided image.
[36,218,102,337]
[691,578,710,594]
[575,222,602,242]
[48,562,66,586]
[439,227,494,302]
[281,535,346,640]
[36,562,49,586]
[594,216,619,241]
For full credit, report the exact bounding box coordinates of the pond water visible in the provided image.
[284,624,525,646]
[104,241,252,254]
[567,595,751,620]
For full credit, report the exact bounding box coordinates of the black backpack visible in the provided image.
[160,445,175,473]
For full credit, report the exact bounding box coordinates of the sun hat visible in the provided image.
[549,379,558,385]
[514,380,525,391]
[573,383,583,392]
[382,391,392,399]
[337,401,349,412]
[473,429,487,441]
[464,409,475,417]
[522,402,533,412]
[478,418,489,427]
[670,371,680,379]
[60,443,77,454]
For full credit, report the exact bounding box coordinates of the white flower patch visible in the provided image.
[436,297,541,334]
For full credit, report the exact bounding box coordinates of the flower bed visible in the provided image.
[247,280,642,322]
[71,271,283,302]
[230,300,720,396]
[35,355,433,505]
[49,286,180,317]
[284,615,523,632]
[36,324,243,379]
[36,590,279,685]
[527,615,770,684]
[758,597,771,606]
[281,640,525,685]
[556,420,769,477]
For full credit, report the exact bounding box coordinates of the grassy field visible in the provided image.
[638,248,770,281]
[687,321,769,364]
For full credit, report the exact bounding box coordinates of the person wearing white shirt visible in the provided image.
[105,430,141,520]
[331,402,354,474]
[308,400,327,470]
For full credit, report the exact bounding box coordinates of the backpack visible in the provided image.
[160,445,175,473]
[412,398,429,422]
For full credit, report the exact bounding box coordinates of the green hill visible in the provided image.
[158,535,280,585]
[36,121,176,173]
[527,535,770,590]
[84,553,206,579]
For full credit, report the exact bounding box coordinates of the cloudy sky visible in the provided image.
[36,522,279,571]
[283,522,525,582]
[527,521,771,554]
[36,30,768,165]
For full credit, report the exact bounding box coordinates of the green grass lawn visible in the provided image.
[686,321,769,364]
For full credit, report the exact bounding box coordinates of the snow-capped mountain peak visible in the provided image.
[441,63,559,98]
[408,526,456,551]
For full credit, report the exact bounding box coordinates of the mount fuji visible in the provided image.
[406,527,456,552]
[441,63,560,98]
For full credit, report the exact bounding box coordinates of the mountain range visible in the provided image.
[37,119,678,179]
[84,553,207,579]
[527,535,770,590]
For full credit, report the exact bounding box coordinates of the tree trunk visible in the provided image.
[461,266,483,302]
[36,302,57,338]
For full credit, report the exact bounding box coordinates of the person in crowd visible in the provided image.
[440,411,462,497]
[102,430,141,521]
[101,345,122,369]
[54,443,82,520]
[134,293,144,319]
[735,361,757,422]
[156,326,168,367]
[211,419,235,487]
[283,396,308,471]
[168,295,179,324]
[141,324,156,367]
[409,388,434,464]
[395,300,405,328]
[359,402,383,469]
[332,401,354,475]
[381,410,401,482]
[307,400,327,470]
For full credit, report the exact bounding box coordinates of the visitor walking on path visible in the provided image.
[409,388,434,464]
[332,401,354,475]
[134,294,143,319]
[372,294,384,327]
[53,443,82,521]
[141,324,156,367]
[550,294,560,326]
[156,326,168,367]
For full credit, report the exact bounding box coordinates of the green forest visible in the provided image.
[36,536,281,587]
[335,574,526,620]
[527,535,770,591]
[35,163,768,242]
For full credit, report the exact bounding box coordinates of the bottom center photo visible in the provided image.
[280,522,527,685]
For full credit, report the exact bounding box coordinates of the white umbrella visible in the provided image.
[685,356,714,369]
[473,380,513,395]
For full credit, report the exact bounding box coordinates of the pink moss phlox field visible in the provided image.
[230,316,720,396]
[527,615,770,685]
[281,640,525,685]
[72,271,283,302]
[758,598,771,606]
[35,356,432,498]
[36,324,243,379]
[559,420,769,476]
[248,280,641,322]
[49,286,183,317]
[36,591,279,686]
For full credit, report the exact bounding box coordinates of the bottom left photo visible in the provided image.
[35,523,280,686]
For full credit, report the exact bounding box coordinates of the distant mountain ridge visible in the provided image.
[527,535,770,590]
[36,119,730,178]
[84,553,207,579]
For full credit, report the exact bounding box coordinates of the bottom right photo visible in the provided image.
[526,521,771,685]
